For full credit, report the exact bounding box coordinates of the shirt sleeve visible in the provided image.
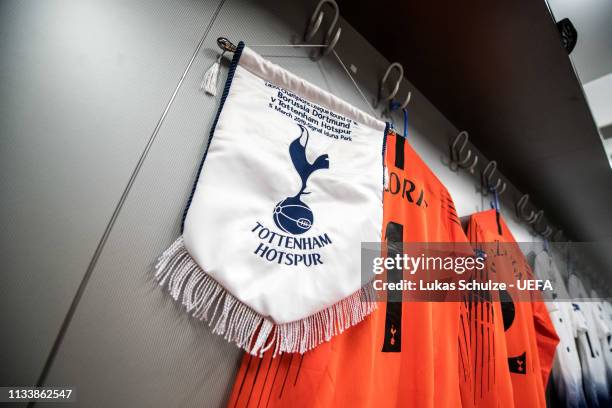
[532,300,560,389]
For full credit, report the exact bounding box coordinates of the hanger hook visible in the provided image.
[375,62,403,108]
[516,194,535,222]
[304,0,339,43]
[313,26,341,60]
[482,161,497,182]
[451,131,469,156]
[530,210,544,225]
[490,178,503,191]
[481,160,502,195]
[304,9,324,43]
[457,149,473,167]
[543,226,553,238]
[304,0,342,61]
[465,154,479,174]
[527,211,538,224]
[217,37,237,53]
[398,91,412,109]
[447,131,470,171]
[534,214,550,235]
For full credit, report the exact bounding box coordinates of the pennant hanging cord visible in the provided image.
[204,38,378,117]
[330,49,377,116]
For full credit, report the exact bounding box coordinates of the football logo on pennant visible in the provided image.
[273,124,329,235]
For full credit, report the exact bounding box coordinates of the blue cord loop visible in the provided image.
[489,187,500,212]
[489,187,503,235]
[389,99,408,137]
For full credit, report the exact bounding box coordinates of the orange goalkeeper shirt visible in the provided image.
[466,210,559,408]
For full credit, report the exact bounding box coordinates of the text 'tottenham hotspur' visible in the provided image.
[251,221,332,267]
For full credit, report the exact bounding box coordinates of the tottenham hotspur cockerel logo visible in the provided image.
[273,124,329,235]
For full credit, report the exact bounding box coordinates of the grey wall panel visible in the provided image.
[35,0,546,407]
[0,0,223,388]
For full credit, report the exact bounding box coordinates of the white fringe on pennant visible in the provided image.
[154,236,378,356]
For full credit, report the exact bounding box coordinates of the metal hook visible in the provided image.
[516,194,537,223]
[481,160,504,195]
[316,26,341,60]
[533,212,550,236]
[446,131,472,171]
[542,226,553,238]
[397,90,412,110]
[303,0,341,61]
[530,210,544,225]
[465,154,479,174]
[497,182,507,196]
[490,178,503,191]
[375,62,403,109]
[217,37,237,53]
[304,0,339,42]
[304,7,324,42]
[526,211,538,224]
[482,161,497,184]
[451,131,469,156]
[456,149,473,167]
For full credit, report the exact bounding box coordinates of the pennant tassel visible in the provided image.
[154,236,378,356]
[200,52,225,96]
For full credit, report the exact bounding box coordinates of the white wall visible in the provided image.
[584,73,612,128]
[546,0,612,83]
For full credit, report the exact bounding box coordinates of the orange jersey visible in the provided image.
[461,214,516,408]
[466,210,559,408]
[227,130,472,408]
